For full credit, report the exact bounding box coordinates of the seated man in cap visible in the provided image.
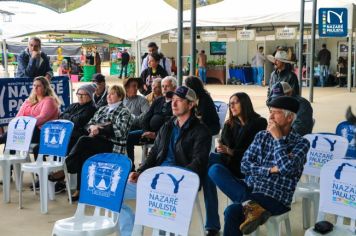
[92,73,108,108]
[222,96,310,236]
[267,50,299,101]
[118,86,212,236]
[270,82,313,136]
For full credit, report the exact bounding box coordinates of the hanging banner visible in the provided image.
[275,27,297,40]
[319,8,348,37]
[0,76,71,126]
[169,32,178,43]
[135,166,199,236]
[200,31,218,42]
[320,158,356,219]
[303,134,349,177]
[236,29,256,41]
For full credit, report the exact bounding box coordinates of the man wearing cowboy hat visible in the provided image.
[266,50,299,101]
[223,96,310,235]
[123,77,150,167]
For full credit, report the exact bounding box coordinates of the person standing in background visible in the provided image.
[317,44,331,87]
[197,50,208,84]
[251,47,265,86]
[95,51,101,73]
[120,49,130,79]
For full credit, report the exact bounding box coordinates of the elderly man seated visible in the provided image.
[217,96,310,235]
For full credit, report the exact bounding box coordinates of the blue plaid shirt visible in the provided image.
[241,130,310,207]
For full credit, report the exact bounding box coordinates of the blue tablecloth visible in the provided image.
[229,67,253,84]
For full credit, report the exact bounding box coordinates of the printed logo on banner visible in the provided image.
[308,135,337,168]
[147,173,185,220]
[11,118,32,145]
[87,162,123,197]
[319,8,348,37]
[331,162,356,208]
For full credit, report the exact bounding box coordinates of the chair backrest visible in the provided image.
[303,133,349,177]
[5,116,37,153]
[38,120,74,159]
[214,101,228,129]
[79,153,131,213]
[135,166,200,236]
[319,158,356,232]
[336,121,356,158]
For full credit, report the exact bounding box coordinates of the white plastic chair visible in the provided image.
[294,134,349,229]
[304,158,356,236]
[251,212,292,236]
[134,166,204,236]
[212,101,228,152]
[52,153,132,236]
[19,120,74,214]
[0,116,37,203]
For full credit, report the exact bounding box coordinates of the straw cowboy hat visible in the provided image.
[267,50,295,64]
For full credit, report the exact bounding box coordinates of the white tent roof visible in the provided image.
[1,0,178,41]
[195,0,355,28]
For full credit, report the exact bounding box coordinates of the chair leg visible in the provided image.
[312,195,319,227]
[302,198,311,229]
[13,163,22,191]
[195,196,205,236]
[2,162,11,203]
[39,169,48,214]
[266,220,279,236]
[64,167,72,204]
[19,171,24,209]
[284,217,292,236]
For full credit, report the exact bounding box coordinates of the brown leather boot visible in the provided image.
[239,200,272,234]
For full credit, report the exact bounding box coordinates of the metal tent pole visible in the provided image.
[190,0,196,76]
[177,0,183,86]
[309,0,317,102]
[298,0,306,95]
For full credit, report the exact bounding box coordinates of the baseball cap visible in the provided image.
[271,82,293,98]
[173,86,197,102]
[92,73,105,83]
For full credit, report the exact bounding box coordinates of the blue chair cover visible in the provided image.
[80,153,131,213]
[336,121,356,158]
[38,120,74,157]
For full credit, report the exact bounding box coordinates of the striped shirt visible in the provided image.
[241,130,310,207]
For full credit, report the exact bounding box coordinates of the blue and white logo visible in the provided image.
[319,8,348,37]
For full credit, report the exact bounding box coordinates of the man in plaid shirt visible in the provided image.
[220,96,310,235]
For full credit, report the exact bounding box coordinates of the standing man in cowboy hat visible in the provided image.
[266,50,299,102]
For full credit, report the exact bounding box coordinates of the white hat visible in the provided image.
[267,51,295,64]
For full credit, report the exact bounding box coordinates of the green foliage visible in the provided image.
[207,58,226,66]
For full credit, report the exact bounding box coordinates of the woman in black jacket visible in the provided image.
[185,76,220,136]
[140,52,168,95]
[203,92,267,235]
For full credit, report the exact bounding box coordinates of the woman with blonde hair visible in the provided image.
[0,76,60,144]
[51,85,132,201]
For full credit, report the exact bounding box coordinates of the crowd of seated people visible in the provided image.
[1,44,313,236]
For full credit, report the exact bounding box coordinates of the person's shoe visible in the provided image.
[30,180,40,191]
[55,181,66,194]
[206,229,219,236]
[239,201,271,234]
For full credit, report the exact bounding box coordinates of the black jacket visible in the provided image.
[220,116,267,178]
[142,96,172,132]
[197,92,220,136]
[140,65,168,95]
[267,68,300,101]
[138,116,211,180]
[16,49,53,78]
[59,102,97,138]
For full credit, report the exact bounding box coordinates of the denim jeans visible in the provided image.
[120,64,128,78]
[319,65,329,87]
[126,130,144,169]
[198,67,207,84]
[257,66,264,86]
[203,153,224,231]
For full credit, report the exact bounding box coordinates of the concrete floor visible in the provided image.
[0,77,355,235]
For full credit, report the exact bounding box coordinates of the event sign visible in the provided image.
[303,134,349,176]
[320,158,356,219]
[275,27,297,40]
[0,76,70,126]
[135,166,199,236]
[236,29,256,41]
[5,116,36,152]
[319,8,348,37]
[200,31,218,42]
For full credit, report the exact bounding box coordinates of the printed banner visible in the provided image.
[236,29,256,41]
[303,134,349,177]
[319,8,348,37]
[200,31,218,42]
[275,27,297,40]
[135,166,199,236]
[5,116,37,152]
[80,153,131,212]
[0,76,71,126]
[320,158,356,219]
